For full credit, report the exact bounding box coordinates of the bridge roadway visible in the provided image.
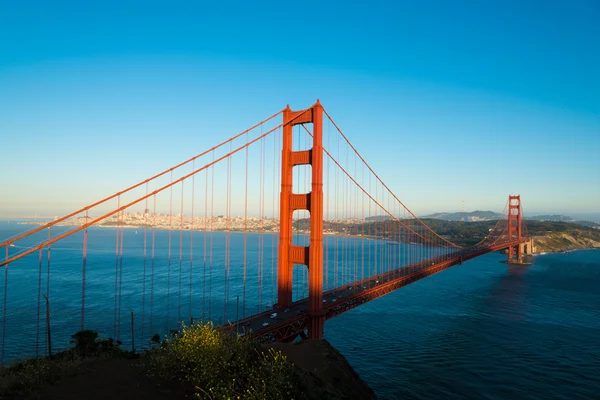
[221,240,526,343]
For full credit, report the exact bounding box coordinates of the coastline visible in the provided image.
[13,220,600,254]
[15,220,385,241]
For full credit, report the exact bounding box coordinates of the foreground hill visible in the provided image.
[2,327,375,400]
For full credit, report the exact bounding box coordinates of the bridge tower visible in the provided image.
[507,195,523,262]
[277,101,324,339]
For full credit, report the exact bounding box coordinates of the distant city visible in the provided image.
[18,210,370,236]
[13,209,599,231]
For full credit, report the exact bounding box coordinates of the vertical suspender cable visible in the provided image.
[114,198,120,338]
[2,246,8,365]
[225,142,232,322]
[142,183,148,347]
[271,122,276,306]
[341,139,346,287]
[46,227,51,355]
[81,210,88,331]
[334,130,339,289]
[367,173,371,284]
[178,182,184,323]
[202,167,208,321]
[354,152,358,285]
[189,161,195,324]
[258,132,263,310]
[361,162,364,282]
[243,132,248,318]
[150,195,156,339]
[325,118,330,291]
[36,248,42,357]
[259,133,265,308]
[209,150,214,322]
[166,171,173,332]
[118,216,124,340]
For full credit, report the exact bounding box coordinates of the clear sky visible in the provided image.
[1,0,599,219]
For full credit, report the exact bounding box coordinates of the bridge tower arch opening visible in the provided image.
[507,195,523,262]
[277,100,324,339]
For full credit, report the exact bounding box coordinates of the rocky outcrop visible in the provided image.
[268,339,377,400]
[533,231,600,253]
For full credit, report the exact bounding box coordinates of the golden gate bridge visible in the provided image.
[0,100,532,365]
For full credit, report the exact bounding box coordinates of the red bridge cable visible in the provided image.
[300,124,451,249]
[0,111,284,250]
[474,200,509,247]
[0,109,311,268]
[322,108,462,249]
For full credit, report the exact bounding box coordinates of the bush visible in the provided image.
[70,330,124,357]
[0,329,130,398]
[0,351,83,398]
[143,323,305,399]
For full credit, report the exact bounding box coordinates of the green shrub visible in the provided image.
[143,323,304,399]
[0,329,129,398]
[0,352,82,398]
[69,329,124,357]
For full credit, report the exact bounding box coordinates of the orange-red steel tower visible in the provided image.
[507,195,522,262]
[277,100,324,339]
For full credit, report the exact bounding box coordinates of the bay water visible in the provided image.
[1,222,599,399]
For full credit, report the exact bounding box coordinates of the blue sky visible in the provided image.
[1,1,599,219]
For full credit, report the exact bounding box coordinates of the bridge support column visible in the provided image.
[277,100,324,339]
[519,239,535,255]
[507,195,523,263]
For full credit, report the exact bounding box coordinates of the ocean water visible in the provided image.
[0,222,443,362]
[325,249,600,399]
[2,222,599,399]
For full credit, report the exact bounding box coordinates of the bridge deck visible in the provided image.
[221,240,526,342]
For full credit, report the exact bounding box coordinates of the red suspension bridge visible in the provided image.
[0,100,532,364]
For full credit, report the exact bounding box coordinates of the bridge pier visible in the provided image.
[520,239,535,255]
[506,195,533,263]
[277,100,325,339]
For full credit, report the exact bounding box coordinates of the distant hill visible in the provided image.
[421,210,501,222]
[419,211,600,228]
[364,215,394,221]
[528,214,575,222]
[527,215,600,228]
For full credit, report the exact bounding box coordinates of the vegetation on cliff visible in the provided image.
[0,330,131,398]
[144,323,304,399]
[0,324,375,400]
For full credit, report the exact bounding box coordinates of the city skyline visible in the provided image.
[1,1,598,218]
